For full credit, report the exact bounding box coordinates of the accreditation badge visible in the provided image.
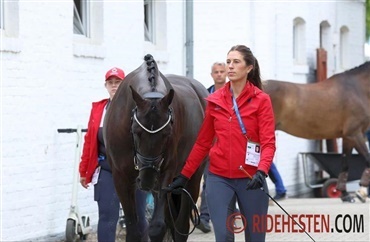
[245,141,261,167]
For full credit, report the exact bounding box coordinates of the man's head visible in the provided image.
[105,67,125,99]
[211,62,227,86]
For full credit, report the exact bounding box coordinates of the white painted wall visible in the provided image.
[1,1,185,241]
[193,0,366,198]
[1,0,366,240]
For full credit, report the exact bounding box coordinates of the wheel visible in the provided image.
[322,178,342,198]
[79,216,90,240]
[65,219,78,242]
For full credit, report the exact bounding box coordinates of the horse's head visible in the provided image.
[130,54,175,191]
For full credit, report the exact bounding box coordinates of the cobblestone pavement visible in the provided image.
[83,197,369,242]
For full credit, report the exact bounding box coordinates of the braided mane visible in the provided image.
[144,54,157,92]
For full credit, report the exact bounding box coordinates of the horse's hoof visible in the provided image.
[341,194,355,203]
[355,187,368,203]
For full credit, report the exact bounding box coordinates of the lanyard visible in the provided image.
[231,90,247,136]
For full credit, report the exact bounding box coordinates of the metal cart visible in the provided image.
[299,152,366,198]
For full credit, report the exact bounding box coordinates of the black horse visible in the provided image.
[104,54,208,242]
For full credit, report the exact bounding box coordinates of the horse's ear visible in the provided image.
[160,89,174,107]
[130,86,146,108]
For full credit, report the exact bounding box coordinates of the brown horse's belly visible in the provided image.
[277,123,340,140]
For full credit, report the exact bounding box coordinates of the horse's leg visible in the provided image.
[336,138,355,203]
[352,134,370,203]
[112,169,144,242]
[148,173,174,242]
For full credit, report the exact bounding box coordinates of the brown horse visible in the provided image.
[103,54,208,242]
[263,61,370,202]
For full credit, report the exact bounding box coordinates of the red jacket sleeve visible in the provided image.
[181,103,215,179]
[79,106,94,178]
[256,94,276,175]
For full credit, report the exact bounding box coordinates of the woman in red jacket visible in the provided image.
[165,45,276,242]
[79,67,147,242]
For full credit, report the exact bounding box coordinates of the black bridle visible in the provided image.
[131,106,173,173]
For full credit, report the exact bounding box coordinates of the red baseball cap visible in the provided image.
[105,67,125,81]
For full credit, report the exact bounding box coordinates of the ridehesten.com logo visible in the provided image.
[227,212,365,234]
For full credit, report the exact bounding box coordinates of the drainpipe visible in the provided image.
[185,0,193,78]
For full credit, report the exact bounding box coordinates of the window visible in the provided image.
[73,0,90,37]
[320,21,331,50]
[143,0,168,65]
[339,26,349,69]
[72,0,104,58]
[144,0,154,43]
[293,17,306,64]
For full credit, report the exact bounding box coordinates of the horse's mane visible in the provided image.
[344,61,370,75]
[144,54,158,92]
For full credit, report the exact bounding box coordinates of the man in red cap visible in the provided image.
[79,67,148,241]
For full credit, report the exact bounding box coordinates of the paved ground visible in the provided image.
[82,196,369,242]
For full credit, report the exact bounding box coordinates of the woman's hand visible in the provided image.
[162,174,189,194]
[80,177,88,189]
[245,170,266,190]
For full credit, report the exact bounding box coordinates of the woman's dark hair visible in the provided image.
[228,45,262,89]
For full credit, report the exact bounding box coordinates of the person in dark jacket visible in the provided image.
[165,45,276,242]
[79,67,147,242]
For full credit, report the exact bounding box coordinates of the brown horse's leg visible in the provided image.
[336,170,348,191]
[337,141,355,203]
[113,169,144,242]
[359,168,370,186]
[148,193,168,242]
[337,170,355,202]
[356,168,370,202]
[352,134,370,202]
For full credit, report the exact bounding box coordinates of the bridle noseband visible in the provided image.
[133,111,172,134]
[131,105,173,173]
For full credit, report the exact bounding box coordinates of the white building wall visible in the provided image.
[193,1,366,198]
[1,0,366,240]
[1,1,185,241]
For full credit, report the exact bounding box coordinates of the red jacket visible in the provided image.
[181,81,276,179]
[79,99,109,183]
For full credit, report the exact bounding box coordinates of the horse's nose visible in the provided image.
[136,177,152,191]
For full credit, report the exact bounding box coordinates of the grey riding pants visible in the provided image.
[206,172,269,242]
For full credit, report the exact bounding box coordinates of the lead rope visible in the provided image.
[166,188,200,236]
